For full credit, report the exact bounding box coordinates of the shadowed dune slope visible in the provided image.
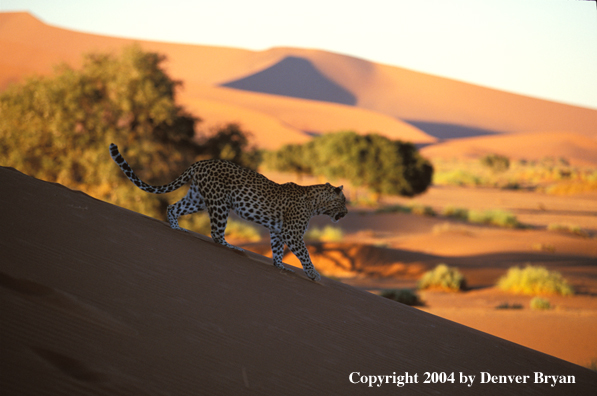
[2,166,597,395]
[2,11,596,147]
[222,56,357,105]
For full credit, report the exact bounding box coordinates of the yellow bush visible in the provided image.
[498,265,573,296]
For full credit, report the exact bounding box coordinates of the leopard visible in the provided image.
[109,143,348,281]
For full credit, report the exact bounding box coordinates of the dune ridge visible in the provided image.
[180,82,435,146]
[2,167,597,395]
[421,131,597,166]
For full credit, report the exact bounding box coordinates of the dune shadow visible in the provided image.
[405,120,502,139]
[221,56,357,105]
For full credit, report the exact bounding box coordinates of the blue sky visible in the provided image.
[2,0,596,109]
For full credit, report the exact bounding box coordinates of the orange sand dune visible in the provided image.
[421,131,597,166]
[181,82,435,145]
[182,95,311,150]
[2,166,597,395]
[2,11,596,150]
[218,46,597,138]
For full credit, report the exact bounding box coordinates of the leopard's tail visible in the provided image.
[109,143,195,194]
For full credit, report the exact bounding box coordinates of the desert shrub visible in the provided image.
[304,225,344,242]
[496,302,523,310]
[410,204,436,216]
[531,243,556,253]
[442,206,469,220]
[376,204,412,214]
[501,181,521,190]
[497,265,574,296]
[224,219,262,242]
[380,289,423,306]
[376,204,435,216]
[179,213,262,242]
[467,209,520,228]
[433,156,597,193]
[545,180,597,195]
[530,297,551,310]
[441,206,520,228]
[418,264,467,292]
[547,223,589,238]
[433,169,484,187]
[481,154,510,172]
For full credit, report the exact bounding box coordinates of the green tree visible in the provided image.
[309,131,368,183]
[263,143,312,179]
[198,123,261,170]
[0,45,202,217]
[273,131,433,198]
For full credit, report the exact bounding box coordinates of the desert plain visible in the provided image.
[1,11,597,395]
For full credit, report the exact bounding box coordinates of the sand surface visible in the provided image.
[241,168,597,370]
[2,167,597,395]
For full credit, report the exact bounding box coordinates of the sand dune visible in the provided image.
[180,82,435,145]
[421,131,597,166]
[2,11,596,153]
[2,166,597,394]
[220,45,597,138]
[181,94,312,150]
[222,55,357,105]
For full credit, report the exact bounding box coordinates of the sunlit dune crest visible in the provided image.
[421,131,597,167]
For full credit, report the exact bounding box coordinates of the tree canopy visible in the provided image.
[197,123,261,171]
[264,131,433,197]
[0,45,255,219]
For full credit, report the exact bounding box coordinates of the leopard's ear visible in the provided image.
[325,182,332,187]
[334,185,343,194]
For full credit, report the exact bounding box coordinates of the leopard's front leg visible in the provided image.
[283,232,321,281]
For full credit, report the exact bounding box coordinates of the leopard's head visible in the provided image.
[321,183,348,222]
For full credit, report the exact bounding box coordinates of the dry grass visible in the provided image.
[179,213,262,242]
[380,289,423,306]
[418,264,467,292]
[305,225,344,242]
[432,157,597,195]
[497,265,574,296]
[547,223,590,238]
[530,297,551,310]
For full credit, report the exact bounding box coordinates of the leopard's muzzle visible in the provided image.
[333,210,347,223]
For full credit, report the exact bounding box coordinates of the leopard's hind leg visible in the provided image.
[270,231,294,272]
[207,202,243,251]
[167,184,206,231]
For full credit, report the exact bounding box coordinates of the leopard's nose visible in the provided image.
[334,212,345,222]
